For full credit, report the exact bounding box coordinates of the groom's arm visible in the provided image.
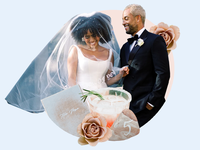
[147,35,170,108]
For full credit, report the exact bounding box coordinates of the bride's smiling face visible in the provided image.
[83,30,100,48]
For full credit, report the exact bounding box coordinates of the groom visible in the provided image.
[120,4,170,127]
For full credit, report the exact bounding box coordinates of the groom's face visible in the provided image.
[122,8,138,36]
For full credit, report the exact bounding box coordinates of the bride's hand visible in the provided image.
[119,66,129,77]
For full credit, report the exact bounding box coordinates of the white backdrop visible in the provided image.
[0,0,199,150]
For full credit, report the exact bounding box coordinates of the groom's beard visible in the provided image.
[126,24,138,36]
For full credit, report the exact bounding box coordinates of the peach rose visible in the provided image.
[150,22,180,51]
[77,112,112,146]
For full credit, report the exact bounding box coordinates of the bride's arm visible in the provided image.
[105,53,129,86]
[67,46,78,87]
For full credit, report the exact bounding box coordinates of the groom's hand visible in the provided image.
[122,66,129,77]
[146,103,153,110]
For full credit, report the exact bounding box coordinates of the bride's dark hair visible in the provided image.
[70,12,112,45]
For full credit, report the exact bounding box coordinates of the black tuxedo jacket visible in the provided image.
[120,29,170,115]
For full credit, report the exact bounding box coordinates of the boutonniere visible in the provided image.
[135,38,144,47]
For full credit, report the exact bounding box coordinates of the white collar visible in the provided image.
[131,27,145,38]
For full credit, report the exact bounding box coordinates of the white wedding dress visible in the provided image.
[74,45,112,90]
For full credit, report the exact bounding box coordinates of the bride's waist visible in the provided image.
[76,78,107,90]
[77,79,106,84]
[76,76,105,82]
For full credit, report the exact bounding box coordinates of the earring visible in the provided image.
[82,37,85,41]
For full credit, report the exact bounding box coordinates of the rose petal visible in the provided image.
[82,122,91,130]
[149,26,157,33]
[170,25,180,41]
[98,116,107,127]
[99,127,112,142]
[166,28,175,40]
[87,118,101,126]
[154,28,165,34]
[85,133,99,139]
[167,40,177,50]
[82,113,93,124]
[97,127,107,139]
[89,123,100,133]
[160,32,171,46]
[77,123,84,136]
[82,122,91,136]
[85,138,99,146]
[157,22,169,30]
[78,136,89,145]
[85,123,100,138]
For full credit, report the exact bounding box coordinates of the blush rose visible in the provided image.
[77,112,112,146]
[150,22,180,51]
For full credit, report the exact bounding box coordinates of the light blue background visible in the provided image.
[0,0,199,149]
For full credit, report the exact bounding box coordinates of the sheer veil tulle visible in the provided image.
[5,12,121,113]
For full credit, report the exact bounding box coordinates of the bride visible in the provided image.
[67,13,129,90]
[5,12,128,113]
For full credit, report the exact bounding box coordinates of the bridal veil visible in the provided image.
[5,12,121,113]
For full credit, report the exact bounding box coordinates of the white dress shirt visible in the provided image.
[129,27,145,51]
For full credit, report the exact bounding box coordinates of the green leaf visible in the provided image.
[80,89,104,102]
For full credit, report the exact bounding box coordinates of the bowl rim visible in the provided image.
[86,87,132,107]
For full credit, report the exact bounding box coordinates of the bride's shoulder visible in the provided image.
[100,47,114,57]
[100,46,110,53]
[100,47,113,60]
[69,45,78,50]
[68,45,78,56]
[103,47,113,56]
[102,47,113,53]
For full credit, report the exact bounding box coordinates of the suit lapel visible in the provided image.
[125,44,131,63]
[128,29,149,65]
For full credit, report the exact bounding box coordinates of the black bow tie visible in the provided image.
[127,35,138,44]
